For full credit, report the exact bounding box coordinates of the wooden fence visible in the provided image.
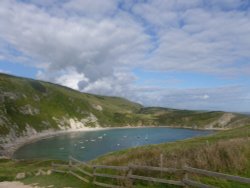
[51,156,250,188]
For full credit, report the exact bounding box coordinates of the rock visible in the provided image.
[35,169,47,176]
[3,92,19,100]
[46,170,52,175]
[15,172,26,180]
[19,104,40,115]
[92,104,103,111]
[47,185,54,188]
[23,124,37,137]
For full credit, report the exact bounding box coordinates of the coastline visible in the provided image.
[1,127,107,158]
[1,125,225,159]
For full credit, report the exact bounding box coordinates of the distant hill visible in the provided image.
[0,73,249,154]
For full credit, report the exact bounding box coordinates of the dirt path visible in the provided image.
[0,181,33,188]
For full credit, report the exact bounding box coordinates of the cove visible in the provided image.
[13,127,213,161]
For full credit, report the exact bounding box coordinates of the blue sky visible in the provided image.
[1,0,250,112]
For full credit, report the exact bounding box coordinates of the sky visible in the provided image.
[1,0,250,112]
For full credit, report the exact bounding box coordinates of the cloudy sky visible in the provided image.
[1,0,250,112]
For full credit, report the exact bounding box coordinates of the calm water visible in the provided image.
[13,127,213,161]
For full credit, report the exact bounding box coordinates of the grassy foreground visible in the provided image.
[91,125,250,187]
[0,125,249,187]
[0,159,92,188]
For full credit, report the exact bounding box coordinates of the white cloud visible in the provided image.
[132,0,250,75]
[1,0,250,112]
[37,67,89,90]
[0,0,149,84]
[63,0,118,18]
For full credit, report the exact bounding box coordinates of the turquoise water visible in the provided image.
[13,127,213,161]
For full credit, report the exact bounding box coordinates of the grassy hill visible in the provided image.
[0,73,249,155]
[90,124,250,187]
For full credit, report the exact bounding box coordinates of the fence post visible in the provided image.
[183,165,189,188]
[160,153,163,177]
[127,165,133,188]
[51,162,54,173]
[69,156,72,173]
[93,166,96,184]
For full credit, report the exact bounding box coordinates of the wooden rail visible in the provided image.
[94,173,127,180]
[93,181,126,188]
[93,165,129,171]
[72,164,93,177]
[128,174,184,186]
[93,164,128,188]
[129,164,182,173]
[69,155,91,168]
[182,179,216,188]
[69,170,90,183]
[51,156,250,188]
[52,156,93,183]
[128,164,184,186]
[184,166,250,184]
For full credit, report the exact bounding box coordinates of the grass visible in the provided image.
[0,159,92,187]
[91,125,250,187]
[1,73,250,140]
[0,125,250,187]
[22,173,91,188]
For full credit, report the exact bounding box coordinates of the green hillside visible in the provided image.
[0,73,141,136]
[0,73,249,155]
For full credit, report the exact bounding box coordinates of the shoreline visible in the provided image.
[1,127,107,158]
[1,125,225,159]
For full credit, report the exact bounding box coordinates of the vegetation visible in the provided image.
[91,125,250,187]
[1,73,249,142]
[1,73,250,187]
[0,159,92,188]
[0,125,249,187]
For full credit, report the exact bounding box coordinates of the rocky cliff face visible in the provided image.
[0,112,102,157]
